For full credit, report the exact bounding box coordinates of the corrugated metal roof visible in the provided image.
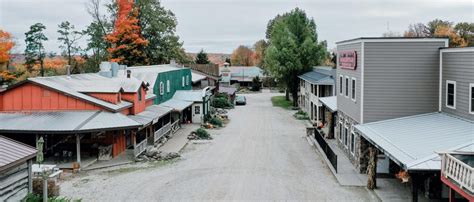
[160,99,193,111]
[191,72,206,83]
[173,90,203,102]
[220,66,264,80]
[218,86,237,95]
[0,136,37,172]
[0,111,141,133]
[128,105,172,125]
[319,96,337,112]
[29,74,135,112]
[354,112,474,171]
[118,65,183,92]
[298,67,335,85]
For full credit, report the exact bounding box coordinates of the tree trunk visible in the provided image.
[367,147,377,189]
[285,89,289,100]
[292,88,298,107]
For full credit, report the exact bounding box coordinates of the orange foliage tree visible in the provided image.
[231,45,255,66]
[105,0,149,66]
[0,29,14,67]
[434,25,468,47]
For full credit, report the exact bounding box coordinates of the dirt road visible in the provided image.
[61,92,371,201]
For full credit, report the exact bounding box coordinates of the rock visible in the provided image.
[135,157,144,162]
[142,155,149,161]
[146,146,159,157]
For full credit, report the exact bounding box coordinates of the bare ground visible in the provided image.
[60,92,371,201]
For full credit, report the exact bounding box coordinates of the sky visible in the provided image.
[1,0,473,54]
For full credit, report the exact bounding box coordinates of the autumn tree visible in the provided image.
[427,19,453,35]
[57,21,83,73]
[231,45,255,66]
[24,23,48,76]
[253,40,267,68]
[0,29,14,70]
[403,23,430,37]
[195,49,210,64]
[454,22,474,46]
[264,8,327,105]
[434,25,468,47]
[105,0,149,66]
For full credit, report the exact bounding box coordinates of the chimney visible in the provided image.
[127,70,131,78]
[111,62,119,77]
[99,62,112,77]
[224,62,230,68]
[66,65,71,78]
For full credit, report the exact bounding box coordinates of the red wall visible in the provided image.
[121,87,147,115]
[0,83,102,111]
[88,93,120,104]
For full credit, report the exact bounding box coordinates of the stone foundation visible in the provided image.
[335,111,367,173]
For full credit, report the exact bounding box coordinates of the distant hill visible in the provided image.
[186,53,230,67]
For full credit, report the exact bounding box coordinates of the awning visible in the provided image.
[0,111,141,134]
[191,72,207,83]
[160,99,193,112]
[128,105,172,125]
[319,96,337,112]
[354,112,474,171]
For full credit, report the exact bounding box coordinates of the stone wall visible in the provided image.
[335,111,367,173]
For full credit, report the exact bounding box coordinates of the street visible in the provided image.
[61,92,371,201]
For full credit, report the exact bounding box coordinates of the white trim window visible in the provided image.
[446,80,456,109]
[339,75,343,95]
[159,82,164,95]
[345,76,349,97]
[186,75,189,86]
[351,77,356,101]
[182,76,185,87]
[166,80,170,93]
[344,125,349,148]
[350,131,355,155]
[338,122,343,142]
[469,83,474,114]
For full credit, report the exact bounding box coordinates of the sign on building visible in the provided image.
[339,51,357,70]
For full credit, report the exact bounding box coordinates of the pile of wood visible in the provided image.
[33,178,60,197]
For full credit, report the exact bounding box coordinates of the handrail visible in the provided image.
[154,122,171,142]
[171,120,180,134]
[441,153,473,193]
[134,139,148,157]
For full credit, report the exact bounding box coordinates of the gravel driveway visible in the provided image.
[61,92,371,201]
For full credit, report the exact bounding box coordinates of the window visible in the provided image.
[159,82,164,95]
[338,122,343,142]
[195,106,200,114]
[345,76,349,97]
[339,75,343,95]
[351,78,356,101]
[182,76,185,87]
[470,83,474,114]
[446,80,456,109]
[166,80,170,93]
[138,89,142,101]
[344,126,348,147]
[350,131,355,155]
[186,75,189,86]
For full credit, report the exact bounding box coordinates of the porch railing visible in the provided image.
[314,129,338,173]
[441,153,473,193]
[154,122,171,142]
[171,120,180,134]
[134,138,148,157]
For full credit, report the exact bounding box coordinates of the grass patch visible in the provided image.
[271,96,293,109]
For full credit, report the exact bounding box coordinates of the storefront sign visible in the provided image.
[339,51,357,70]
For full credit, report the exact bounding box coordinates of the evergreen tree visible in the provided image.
[264,8,327,106]
[57,21,83,72]
[24,23,48,76]
[195,49,210,64]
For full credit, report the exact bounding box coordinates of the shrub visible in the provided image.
[211,97,233,109]
[196,128,210,139]
[209,117,223,127]
[293,110,309,120]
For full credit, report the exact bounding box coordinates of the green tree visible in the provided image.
[427,19,453,35]
[454,22,474,46]
[24,23,48,77]
[264,8,327,106]
[137,0,188,64]
[84,22,110,72]
[57,21,83,68]
[195,49,210,64]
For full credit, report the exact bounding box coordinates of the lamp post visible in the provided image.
[36,137,48,202]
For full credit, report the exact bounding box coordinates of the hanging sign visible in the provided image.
[339,51,357,70]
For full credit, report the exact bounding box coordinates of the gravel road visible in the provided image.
[61,92,371,201]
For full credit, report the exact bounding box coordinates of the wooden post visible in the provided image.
[367,147,377,189]
[27,159,33,193]
[412,175,418,202]
[448,187,455,202]
[76,134,81,166]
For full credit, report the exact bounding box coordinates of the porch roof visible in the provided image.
[173,90,203,102]
[354,112,474,171]
[298,67,335,85]
[128,105,172,125]
[319,96,337,112]
[0,111,141,134]
[160,99,193,112]
[0,136,37,172]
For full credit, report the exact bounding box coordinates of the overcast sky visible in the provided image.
[1,0,472,54]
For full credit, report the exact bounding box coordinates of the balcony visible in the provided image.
[440,152,473,200]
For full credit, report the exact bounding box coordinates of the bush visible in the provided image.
[24,193,81,202]
[196,128,211,139]
[209,117,223,127]
[211,97,233,109]
[293,110,309,120]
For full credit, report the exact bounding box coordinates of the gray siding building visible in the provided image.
[334,37,448,172]
[440,48,474,121]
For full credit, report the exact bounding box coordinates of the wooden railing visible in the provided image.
[154,123,171,142]
[171,120,180,134]
[134,138,148,157]
[441,153,473,193]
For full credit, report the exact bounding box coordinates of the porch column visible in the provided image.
[412,174,419,202]
[76,134,81,166]
[27,159,32,193]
